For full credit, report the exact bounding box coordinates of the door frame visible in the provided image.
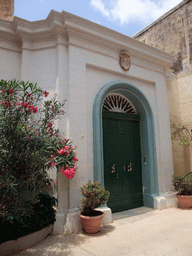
[93,81,159,208]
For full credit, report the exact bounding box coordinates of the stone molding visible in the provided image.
[0,10,173,67]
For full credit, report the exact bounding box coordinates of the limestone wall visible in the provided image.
[0,0,14,21]
[134,0,192,75]
[134,0,192,174]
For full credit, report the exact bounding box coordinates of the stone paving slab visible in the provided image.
[14,207,192,256]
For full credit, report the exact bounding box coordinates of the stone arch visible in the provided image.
[93,81,159,208]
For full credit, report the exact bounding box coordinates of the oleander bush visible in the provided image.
[0,80,78,243]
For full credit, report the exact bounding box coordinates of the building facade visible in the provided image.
[0,3,177,233]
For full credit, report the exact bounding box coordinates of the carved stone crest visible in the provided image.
[119,50,131,71]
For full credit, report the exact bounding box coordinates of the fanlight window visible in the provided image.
[103,93,137,114]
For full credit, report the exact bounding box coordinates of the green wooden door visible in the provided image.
[103,111,143,213]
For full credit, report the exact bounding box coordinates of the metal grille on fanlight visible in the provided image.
[103,93,137,114]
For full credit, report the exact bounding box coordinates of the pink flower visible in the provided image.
[51,155,54,158]
[64,146,69,150]
[29,105,38,113]
[16,102,21,106]
[60,138,67,144]
[26,136,30,139]
[48,122,53,128]
[1,101,10,107]
[30,105,35,111]
[58,149,67,156]
[62,168,76,179]
[22,103,28,108]
[51,162,56,167]
[73,157,78,162]
[8,89,14,94]
[33,107,38,113]
[43,90,49,97]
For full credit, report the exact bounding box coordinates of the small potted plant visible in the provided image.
[79,181,110,234]
[172,173,192,208]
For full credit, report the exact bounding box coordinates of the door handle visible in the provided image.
[111,164,115,173]
[127,163,132,172]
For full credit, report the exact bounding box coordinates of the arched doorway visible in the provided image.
[93,81,159,210]
[102,93,143,212]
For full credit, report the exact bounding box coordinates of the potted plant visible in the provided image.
[79,181,110,234]
[170,117,192,208]
[172,173,192,208]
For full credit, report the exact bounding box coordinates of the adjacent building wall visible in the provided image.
[134,0,192,175]
[0,0,14,21]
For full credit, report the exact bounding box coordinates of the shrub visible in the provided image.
[0,80,78,241]
[172,173,192,195]
[0,192,57,244]
[80,181,110,216]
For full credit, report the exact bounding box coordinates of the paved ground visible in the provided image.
[14,206,192,256]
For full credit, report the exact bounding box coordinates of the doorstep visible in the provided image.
[112,206,155,221]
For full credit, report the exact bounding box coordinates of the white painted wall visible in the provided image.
[0,49,21,80]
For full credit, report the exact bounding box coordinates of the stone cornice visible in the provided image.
[0,18,21,52]
[62,10,173,68]
[12,11,67,45]
[0,10,174,67]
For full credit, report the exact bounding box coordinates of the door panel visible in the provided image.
[103,111,143,213]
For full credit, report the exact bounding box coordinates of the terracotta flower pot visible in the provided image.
[79,210,104,234]
[176,194,192,208]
